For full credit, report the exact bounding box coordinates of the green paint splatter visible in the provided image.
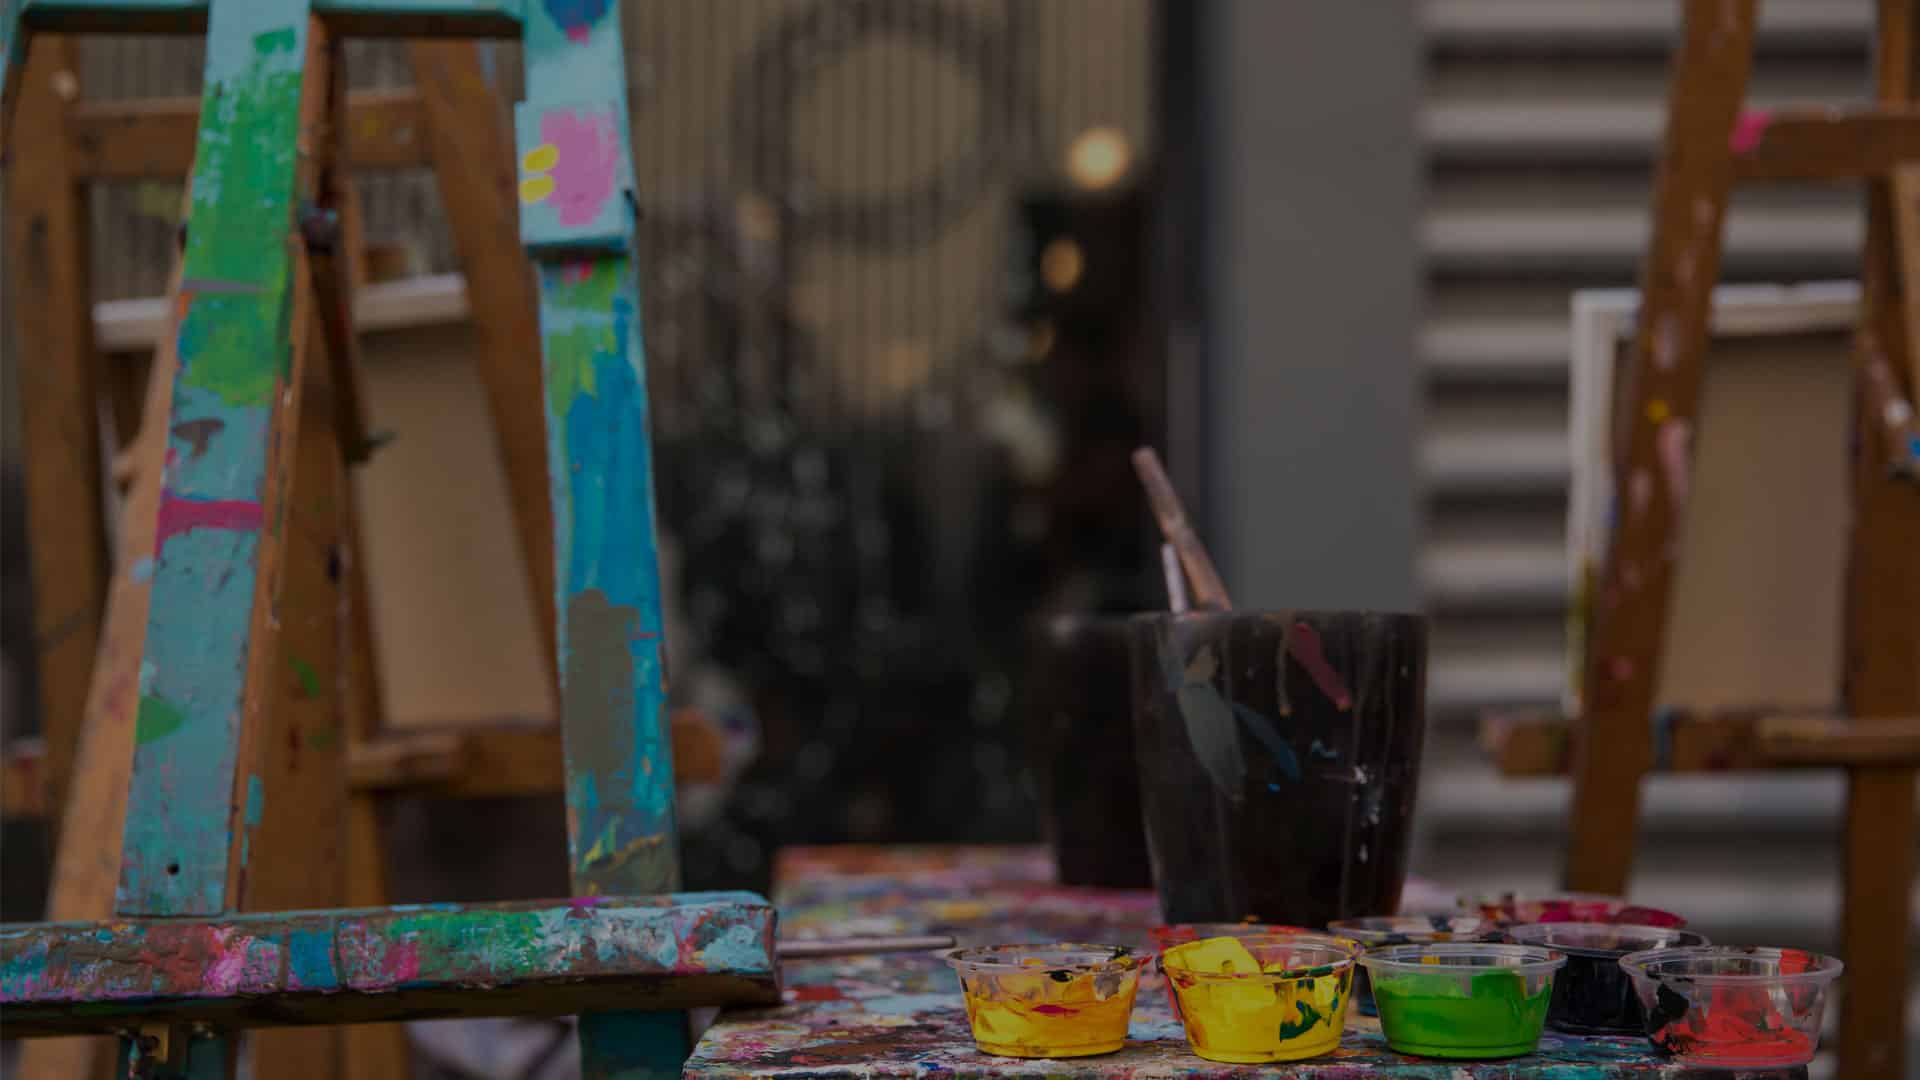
[1275,998,1324,1041]
[545,323,607,416]
[177,39,303,407]
[306,726,337,751]
[253,26,297,54]
[290,656,322,699]
[135,696,188,745]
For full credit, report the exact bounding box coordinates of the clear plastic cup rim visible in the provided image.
[1617,945,1843,986]
[1356,942,1567,976]
[944,942,1143,975]
[1159,931,1362,982]
[1506,922,1710,958]
[1326,916,1498,944]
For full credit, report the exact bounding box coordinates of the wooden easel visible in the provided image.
[1,27,571,1080]
[1,4,778,1079]
[1552,2,1920,1076]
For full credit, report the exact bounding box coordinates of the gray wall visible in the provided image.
[1202,0,1421,613]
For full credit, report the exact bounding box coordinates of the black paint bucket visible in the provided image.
[1507,923,1711,1035]
[1128,611,1427,926]
[1021,614,1153,888]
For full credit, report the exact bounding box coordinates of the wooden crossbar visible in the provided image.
[1732,106,1920,181]
[0,892,780,1037]
[71,90,428,178]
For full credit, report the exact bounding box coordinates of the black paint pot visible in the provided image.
[1507,922,1710,1035]
[1021,614,1153,888]
[1128,611,1427,927]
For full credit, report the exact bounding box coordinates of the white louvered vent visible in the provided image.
[1418,0,1872,716]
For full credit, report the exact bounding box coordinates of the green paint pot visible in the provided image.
[1359,943,1564,1059]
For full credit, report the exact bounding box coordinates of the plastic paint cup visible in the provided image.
[1325,916,1498,1017]
[1507,923,1709,1035]
[945,944,1143,1058]
[1160,932,1361,1063]
[1462,891,1686,928]
[1147,923,1311,1016]
[1618,946,1842,1068]
[1360,943,1565,1059]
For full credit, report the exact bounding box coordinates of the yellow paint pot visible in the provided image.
[1161,932,1361,1063]
[946,943,1143,1058]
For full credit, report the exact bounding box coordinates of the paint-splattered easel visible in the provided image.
[1525,2,1920,1076]
[0,3,779,1079]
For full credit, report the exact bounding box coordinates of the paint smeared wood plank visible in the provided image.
[0,892,779,1036]
[6,32,109,846]
[520,0,690,1072]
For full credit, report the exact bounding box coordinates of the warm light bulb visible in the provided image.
[1067,126,1131,190]
[1040,238,1084,293]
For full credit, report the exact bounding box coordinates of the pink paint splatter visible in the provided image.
[540,108,620,228]
[201,928,248,995]
[1030,1004,1079,1015]
[154,493,263,550]
[1657,419,1693,513]
[1284,622,1352,711]
[1628,468,1654,519]
[1729,109,1772,154]
[1653,311,1683,372]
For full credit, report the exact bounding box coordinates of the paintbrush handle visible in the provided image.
[1160,543,1190,614]
[1132,447,1233,610]
[776,935,957,959]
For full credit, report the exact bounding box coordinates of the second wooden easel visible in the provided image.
[1548,2,1920,1077]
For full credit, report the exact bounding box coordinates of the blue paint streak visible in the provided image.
[286,926,336,989]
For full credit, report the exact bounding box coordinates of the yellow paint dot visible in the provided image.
[1646,399,1671,423]
[523,143,559,173]
[519,175,556,205]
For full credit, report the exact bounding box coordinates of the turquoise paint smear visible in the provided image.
[694,923,766,973]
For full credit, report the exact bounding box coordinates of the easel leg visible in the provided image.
[16,204,190,1080]
[1565,0,1757,895]
[115,3,325,1071]
[5,31,109,842]
[410,39,560,701]
[1838,14,1920,1063]
[240,23,350,1079]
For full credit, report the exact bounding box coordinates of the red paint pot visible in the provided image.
[1618,945,1841,1068]
[1463,892,1686,928]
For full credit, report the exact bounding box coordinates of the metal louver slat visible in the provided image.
[1424,0,1871,47]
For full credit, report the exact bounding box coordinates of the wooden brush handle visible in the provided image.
[1131,447,1233,611]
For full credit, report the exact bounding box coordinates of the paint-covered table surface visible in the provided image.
[686,845,1806,1078]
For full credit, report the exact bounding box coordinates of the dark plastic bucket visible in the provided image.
[1128,610,1426,926]
[1021,614,1153,888]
